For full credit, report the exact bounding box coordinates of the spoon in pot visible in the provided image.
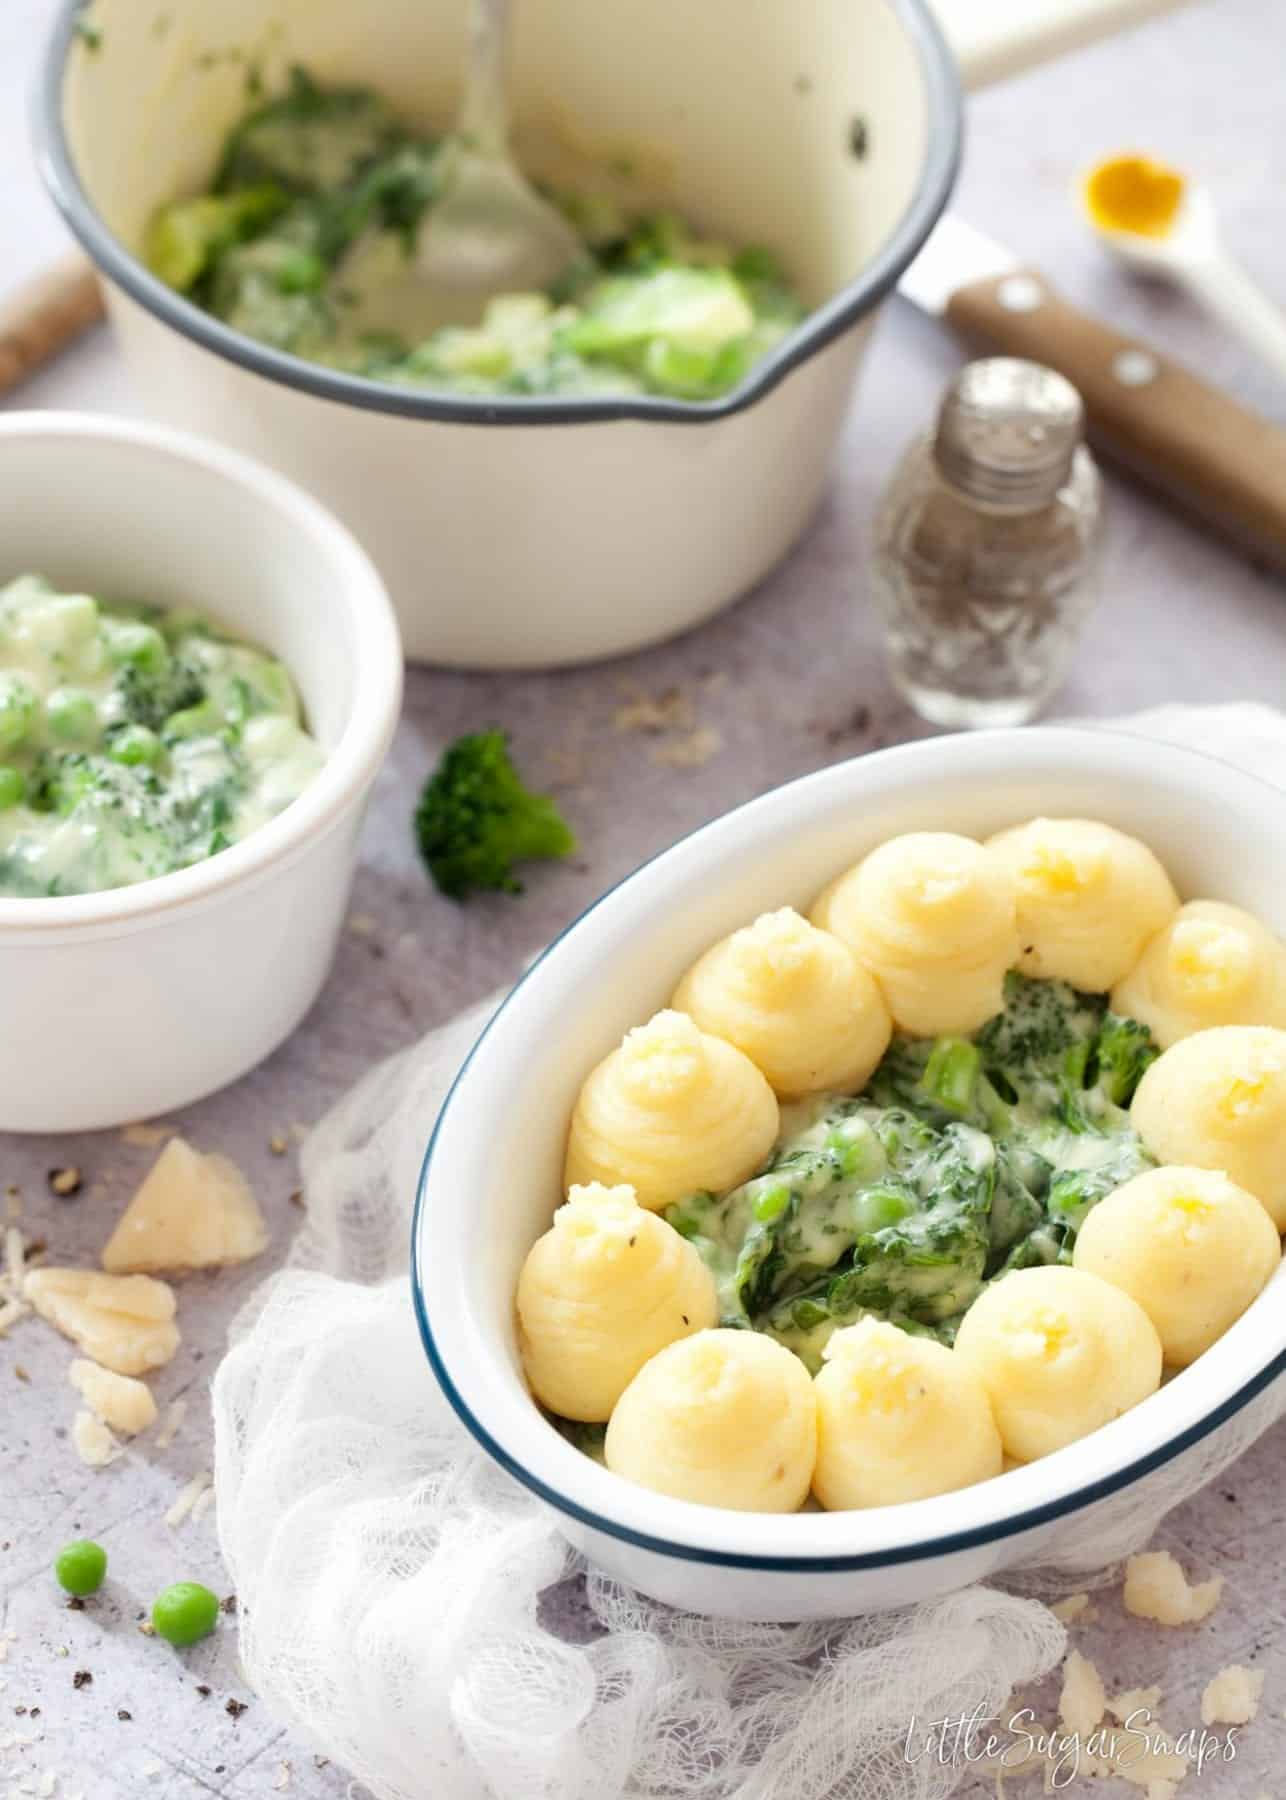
[1081,153,1286,385]
[414,0,586,323]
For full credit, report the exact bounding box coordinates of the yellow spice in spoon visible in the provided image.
[1083,153,1186,238]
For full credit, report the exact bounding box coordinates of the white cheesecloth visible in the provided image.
[211,703,1286,1800]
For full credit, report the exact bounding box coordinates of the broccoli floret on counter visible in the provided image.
[414,729,576,900]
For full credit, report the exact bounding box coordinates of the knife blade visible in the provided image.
[897,214,1286,573]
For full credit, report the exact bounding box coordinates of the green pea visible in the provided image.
[752,1182,790,1223]
[107,724,162,767]
[45,687,100,744]
[275,249,326,294]
[853,1186,914,1233]
[163,699,222,740]
[151,1581,220,1647]
[54,1539,107,1597]
[104,619,170,677]
[0,766,25,810]
[0,672,37,750]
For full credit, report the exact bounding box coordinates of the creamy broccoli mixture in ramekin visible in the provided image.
[0,573,324,898]
[145,70,806,402]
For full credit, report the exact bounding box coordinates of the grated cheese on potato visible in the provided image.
[1123,1550,1223,1625]
[1201,1664,1264,1726]
[101,1138,269,1274]
[68,1359,157,1437]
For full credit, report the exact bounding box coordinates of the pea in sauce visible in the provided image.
[0,574,324,898]
[666,974,1159,1370]
[145,70,806,402]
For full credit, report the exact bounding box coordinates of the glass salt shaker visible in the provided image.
[869,357,1103,728]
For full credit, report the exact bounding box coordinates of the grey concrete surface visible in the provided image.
[2,0,1284,1793]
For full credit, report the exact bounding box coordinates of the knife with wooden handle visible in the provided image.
[0,253,104,396]
[898,215,1286,572]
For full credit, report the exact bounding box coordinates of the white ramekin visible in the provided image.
[0,412,402,1133]
[413,728,1286,1620]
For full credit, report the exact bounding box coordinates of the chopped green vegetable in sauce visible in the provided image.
[0,574,324,898]
[145,68,805,399]
[665,974,1159,1372]
[415,728,575,900]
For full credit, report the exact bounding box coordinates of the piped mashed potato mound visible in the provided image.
[1073,1164,1279,1366]
[1131,1025,1286,1227]
[810,832,1019,1036]
[516,1182,717,1421]
[605,1328,816,1511]
[672,907,891,1099]
[1112,899,1286,1046]
[811,1318,1002,1509]
[986,817,1178,992]
[564,1009,779,1211]
[952,1266,1162,1462]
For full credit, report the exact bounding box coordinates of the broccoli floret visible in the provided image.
[414,729,576,900]
[1093,1011,1159,1107]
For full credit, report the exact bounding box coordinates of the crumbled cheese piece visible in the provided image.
[1109,1685,1164,1722]
[164,1470,212,1529]
[38,1769,57,1796]
[649,726,724,769]
[347,913,377,937]
[24,1269,179,1376]
[1123,1551,1223,1625]
[101,1139,268,1274]
[1059,1649,1107,1736]
[155,1398,187,1450]
[120,1122,169,1149]
[1093,1722,1187,1790]
[72,1409,120,1469]
[191,1484,216,1525]
[5,1190,21,1223]
[272,1763,291,1790]
[1201,1664,1264,1726]
[68,1360,157,1436]
[268,1134,288,1157]
[1050,1592,1091,1623]
[48,1167,81,1197]
[5,1223,24,1290]
[613,687,694,734]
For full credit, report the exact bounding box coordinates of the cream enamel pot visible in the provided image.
[412,730,1286,1620]
[37,0,967,669]
[0,414,402,1133]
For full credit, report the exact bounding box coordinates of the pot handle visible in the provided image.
[931,0,1188,90]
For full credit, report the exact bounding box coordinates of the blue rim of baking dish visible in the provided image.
[35,0,963,426]
[411,731,1286,1571]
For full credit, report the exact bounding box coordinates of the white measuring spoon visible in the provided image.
[1084,166,1286,385]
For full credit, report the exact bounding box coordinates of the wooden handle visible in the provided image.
[945,269,1286,571]
[0,253,105,395]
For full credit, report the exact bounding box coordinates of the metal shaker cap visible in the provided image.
[932,357,1085,508]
